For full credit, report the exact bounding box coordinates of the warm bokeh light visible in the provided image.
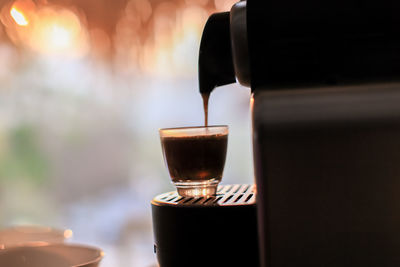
[10,7,28,26]
[28,8,88,57]
[2,0,238,68]
[1,0,35,30]
[2,2,88,58]
[63,229,73,239]
[136,4,208,77]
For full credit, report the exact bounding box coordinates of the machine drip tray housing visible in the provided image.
[151,184,259,267]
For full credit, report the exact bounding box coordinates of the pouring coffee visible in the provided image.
[154,0,400,265]
[158,22,231,197]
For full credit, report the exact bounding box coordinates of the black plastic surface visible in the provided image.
[253,84,400,267]
[151,197,259,267]
[247,0,400,90]
[198,12,236,94]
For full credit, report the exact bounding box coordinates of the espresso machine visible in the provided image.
[152,0,400,266]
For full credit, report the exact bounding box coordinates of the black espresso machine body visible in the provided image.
[151,184,259,267]
[198,0,400,266]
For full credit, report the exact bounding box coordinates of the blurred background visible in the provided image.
[0,0,253,265]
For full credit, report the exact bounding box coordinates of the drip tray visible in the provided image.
[151,184,259,267]
[152,184,256,206]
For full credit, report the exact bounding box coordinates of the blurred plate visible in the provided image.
[0,226,72,249]
[0,243,104,267]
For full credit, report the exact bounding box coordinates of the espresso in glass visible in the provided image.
[160,126,228,197]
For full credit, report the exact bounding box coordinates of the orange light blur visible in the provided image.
[10,7,28,26]
[2,1,88,58]
[214,0,237,11]
[63,229,73,239]
[2,0,237,67]
[28,8,88,57]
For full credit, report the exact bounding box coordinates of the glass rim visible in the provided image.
[159,125,228,132]
[159,125,228,137]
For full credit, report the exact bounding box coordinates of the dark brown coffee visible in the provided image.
[202,92,210,127]
[161,133,228,183]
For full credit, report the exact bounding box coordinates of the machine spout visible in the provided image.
[198,12,236,94]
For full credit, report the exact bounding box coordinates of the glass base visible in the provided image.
[174,179,220,197]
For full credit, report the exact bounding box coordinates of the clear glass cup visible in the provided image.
[159,125,228,197]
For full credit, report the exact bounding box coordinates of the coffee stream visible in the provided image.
[202,92,210,127]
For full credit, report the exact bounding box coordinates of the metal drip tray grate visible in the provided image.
[152,184,256,206]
